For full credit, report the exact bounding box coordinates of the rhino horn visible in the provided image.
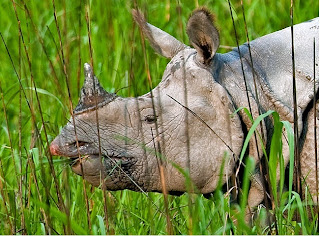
[74,63,117,113]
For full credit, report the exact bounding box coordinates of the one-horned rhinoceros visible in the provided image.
[50,8,319,211]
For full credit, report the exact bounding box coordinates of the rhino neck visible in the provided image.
[213,18,319,161]
[212,51,265,119]
[215,18,319,127]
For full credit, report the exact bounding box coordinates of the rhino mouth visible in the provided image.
[68,152,133,177]
[50,134,140,190]
[50,139,133,178]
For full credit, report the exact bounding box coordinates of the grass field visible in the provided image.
[0,0,319,234]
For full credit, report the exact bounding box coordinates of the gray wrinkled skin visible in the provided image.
[50,9,319,210]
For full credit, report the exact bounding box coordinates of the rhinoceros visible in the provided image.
[50,8,319,212]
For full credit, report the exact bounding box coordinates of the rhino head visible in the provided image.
[50,8,244,194]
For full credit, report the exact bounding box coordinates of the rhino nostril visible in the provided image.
[71,141,88,148]
[78,141,87,147]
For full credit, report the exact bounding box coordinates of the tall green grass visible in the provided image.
[0,0,318,234]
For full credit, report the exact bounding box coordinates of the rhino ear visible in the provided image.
[74,63,117,113]
[132,9,187,59]
[187,8,220,65]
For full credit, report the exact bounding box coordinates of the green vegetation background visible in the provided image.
[0,0,318,234]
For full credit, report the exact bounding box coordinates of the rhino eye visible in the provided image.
[144,115,157,124]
